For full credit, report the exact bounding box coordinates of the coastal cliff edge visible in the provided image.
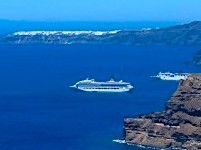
[124,74,201,149]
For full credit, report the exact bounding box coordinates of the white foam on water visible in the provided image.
[112,139,126,144]
[113,139,186,150]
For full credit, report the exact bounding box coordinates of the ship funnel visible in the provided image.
[110,77,115,81]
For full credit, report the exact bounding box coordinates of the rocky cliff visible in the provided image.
[3,21,201,45]
[124,74,201,149]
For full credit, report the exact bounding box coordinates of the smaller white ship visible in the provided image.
[70,77,133,92]
[151,72,189,81]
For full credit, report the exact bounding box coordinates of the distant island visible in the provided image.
[124,74,201,149]
[3,21,201,45]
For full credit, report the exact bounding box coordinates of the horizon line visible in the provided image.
[0,19,197,23]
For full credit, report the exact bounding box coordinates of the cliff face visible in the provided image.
[124,74,201,149]
[3,21,201,45]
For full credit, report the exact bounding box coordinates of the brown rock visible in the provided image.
[124,74,201,149]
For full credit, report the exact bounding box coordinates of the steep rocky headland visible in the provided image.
[124,74,201,149]
[193,51,201,66]
[3,21,201,45]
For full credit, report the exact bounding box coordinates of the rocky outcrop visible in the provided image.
[124,74,201,149]
[3,21,201,45]
[193,51,201,65]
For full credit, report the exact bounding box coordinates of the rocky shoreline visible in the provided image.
[124,74,201,149]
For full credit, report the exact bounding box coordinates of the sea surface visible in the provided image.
[0,44,200,150]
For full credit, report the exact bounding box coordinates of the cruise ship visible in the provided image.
[151,72,189,81]
[70,77,133,92]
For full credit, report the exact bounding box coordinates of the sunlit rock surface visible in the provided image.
[124,74,201,149]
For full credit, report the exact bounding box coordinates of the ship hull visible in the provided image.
[77,87,131,92]
[159,76,186,81]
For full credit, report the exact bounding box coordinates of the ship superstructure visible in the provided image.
[70,78,133,92]
[151,72,189,81]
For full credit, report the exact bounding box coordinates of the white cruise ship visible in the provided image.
[70,77,133,92]
[151,72,189,81]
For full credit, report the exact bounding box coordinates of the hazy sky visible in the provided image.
[0,0,201,21]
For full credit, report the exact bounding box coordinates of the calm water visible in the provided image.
[0,44,200,150]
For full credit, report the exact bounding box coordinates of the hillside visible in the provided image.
[3,21,201,45]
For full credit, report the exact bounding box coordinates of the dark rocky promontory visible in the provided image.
[124,74,201,149]
[193,51,201,66]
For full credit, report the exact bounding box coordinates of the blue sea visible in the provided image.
[0,44,200,150]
